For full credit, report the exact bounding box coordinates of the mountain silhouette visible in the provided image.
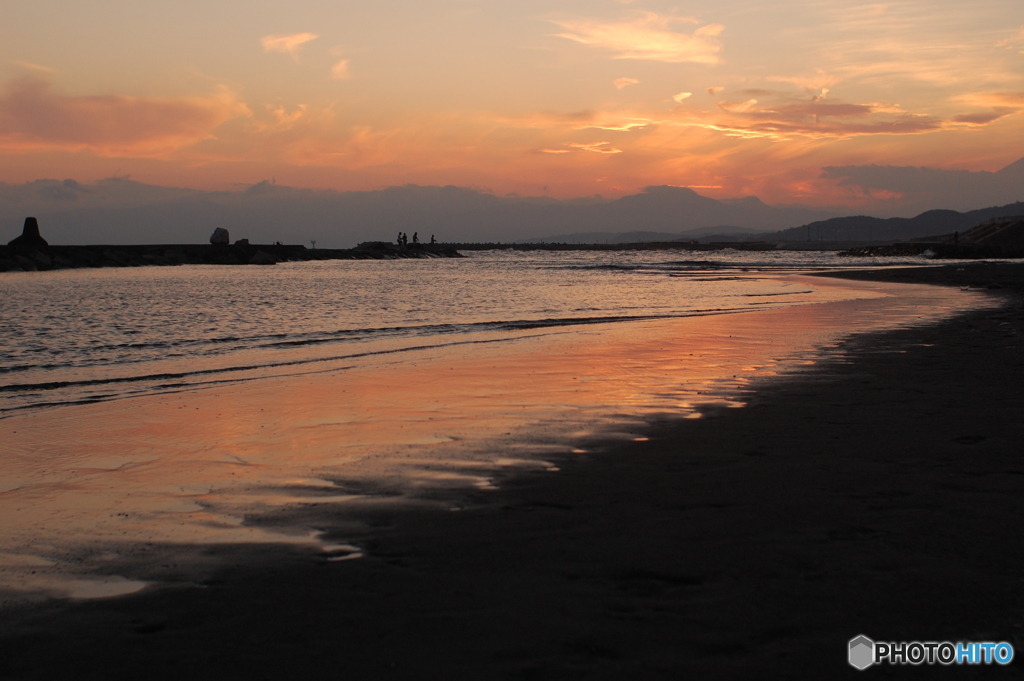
[766,202,1024,242]
[4,158,1021,247]
[0,181,833,247]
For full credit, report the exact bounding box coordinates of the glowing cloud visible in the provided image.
[950,110,1016,125]
[13,61,58,74]
[943,92,1024,126]
[331,59,352,80]
[567,141,623,154]
[707,86,724,96]
[266,104,308,129]
[864,103,906,113]
[261,33,319,58]
[673,92,692,103]
[719,99,759,113]
[954,91,1024,107]
[578,121,649,131]
[681,93,946,141]
[614,77,640,89]
[552,13,723,64]
[996,26,1024,54]
[0,77,249,156]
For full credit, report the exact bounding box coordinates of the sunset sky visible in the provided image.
[2,0,1023,209]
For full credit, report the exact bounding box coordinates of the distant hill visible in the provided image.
[0,180,834,248]
[763,202,1024,243]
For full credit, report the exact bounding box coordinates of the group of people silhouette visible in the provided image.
[396,232,437,249]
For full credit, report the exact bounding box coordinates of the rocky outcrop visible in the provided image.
[7,217,48,249]
[210,228,230,245]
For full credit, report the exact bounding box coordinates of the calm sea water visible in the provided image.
[0,249,934,415]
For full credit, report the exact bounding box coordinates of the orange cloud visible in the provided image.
[659,88,961,141]
[567,141,623,154]
[864,103,906,114]
[946,92,1024,126]
[673,92,692,103]
[950,109,1018,125]
[0,77,249,156]
[718,99,760,113]
[996,27,1024,54]
[954,91,1024,108]
[264,104,308,129]
[614,77,640,89]
[689,110,942,141]
[578,120,649,131]
[261,33,319,58]
[552,12,723,64]
[331,59,352,80]
[13,61,59,75]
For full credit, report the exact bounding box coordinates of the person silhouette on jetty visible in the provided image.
[430,234,436,245]
[412,232,419,244]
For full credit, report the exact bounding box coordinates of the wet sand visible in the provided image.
[2,263,1023,678]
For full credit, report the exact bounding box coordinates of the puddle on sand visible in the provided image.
[0,552,148,602]
[67,577,149,600]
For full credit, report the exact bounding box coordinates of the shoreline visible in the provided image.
[1,263,1022,678]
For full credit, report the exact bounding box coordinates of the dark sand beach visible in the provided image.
[2,263,1023,679]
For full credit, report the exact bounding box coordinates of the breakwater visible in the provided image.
[838,242,1024,258]
[0,241,463,272]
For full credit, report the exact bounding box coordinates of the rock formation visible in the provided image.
[210,227,230,245]
[8,217,48,249]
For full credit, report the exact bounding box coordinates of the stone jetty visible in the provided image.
[0,220,464,272]
[445,241,775,252]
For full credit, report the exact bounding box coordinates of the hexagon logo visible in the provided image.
[849,635,875,670]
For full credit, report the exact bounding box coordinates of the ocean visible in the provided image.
[0,249,946,415]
